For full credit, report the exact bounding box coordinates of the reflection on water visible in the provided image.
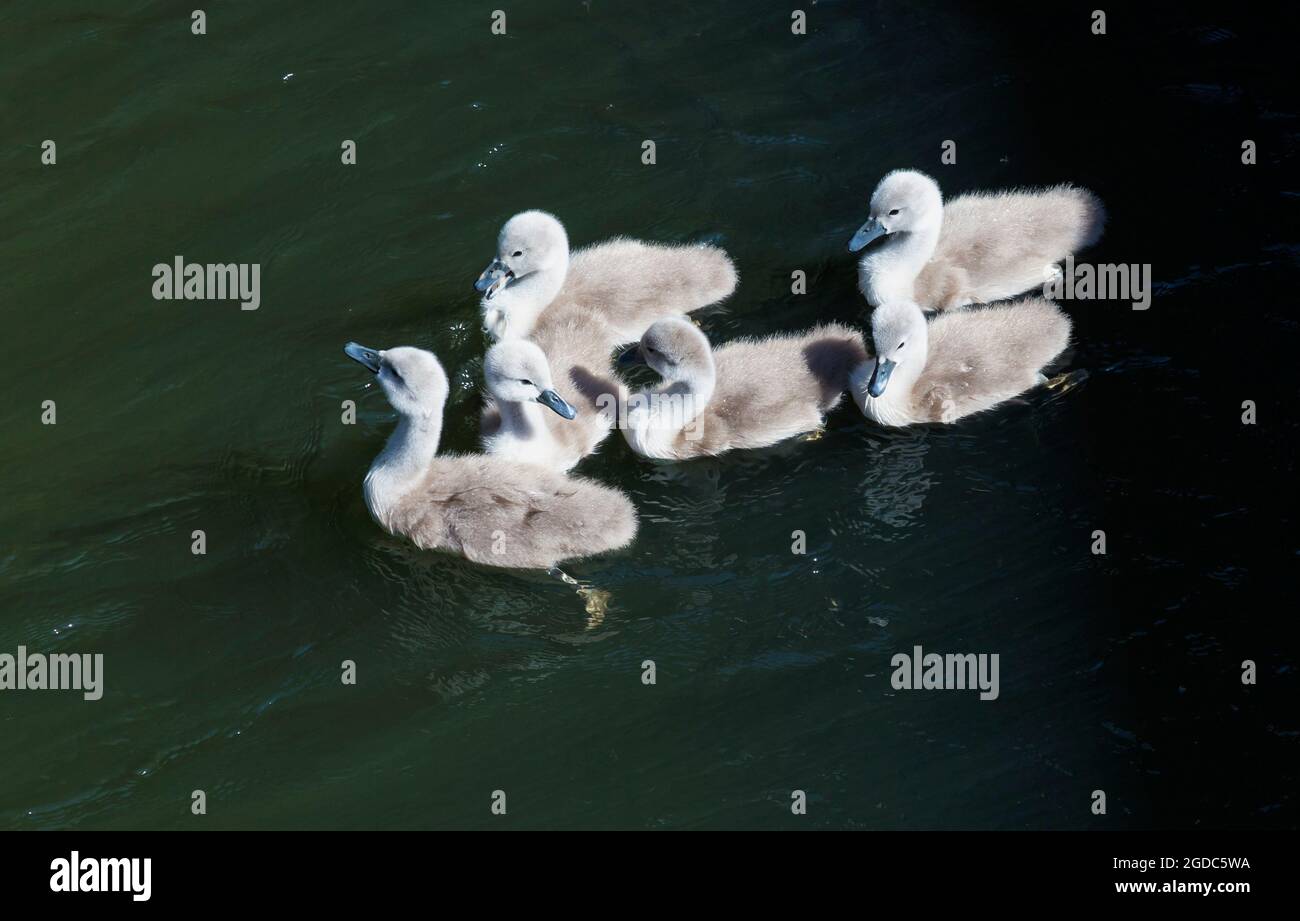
[855,431,935,533]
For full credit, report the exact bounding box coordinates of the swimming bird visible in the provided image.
[849,297,1071,427]
[343,342,637,569]
[616,318,868,460]
[475,210,738,342]
[480,336,622,472]
[848,170,1105,311]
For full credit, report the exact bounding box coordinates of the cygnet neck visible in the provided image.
[491,259,569,339]
[364,409,443,524]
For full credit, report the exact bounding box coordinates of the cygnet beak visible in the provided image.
[617,345,647,368]
[849,217,888,253]
[475,259,514,300]
[867,357,896,398]
[344,341,382,374]
[536,388,577,420]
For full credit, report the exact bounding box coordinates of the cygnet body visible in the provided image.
[344,342,637,569]
[476,210,737,343]
[480,337,621,472]
[618,318,868,460]
[849,170,1105,311]
[849,298,1071,426]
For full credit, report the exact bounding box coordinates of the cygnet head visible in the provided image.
[618,317,713,383]
[865,301,928,398]
[344,342,449,417]
[475,210,570,301]
[483,339,577,419]
[848,170,944,252]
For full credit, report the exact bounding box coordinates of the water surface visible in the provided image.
[1,1,1296,829]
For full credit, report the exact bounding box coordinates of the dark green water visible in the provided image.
[2,2,1296,829]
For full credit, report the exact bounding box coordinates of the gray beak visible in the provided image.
[475,259,514,300]
[344,341,382,373]
[848,217,888,253]
[536,388,577,420]
[867,357,895,398]
[617,345,647,368]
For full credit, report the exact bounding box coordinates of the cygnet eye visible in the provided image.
[512,250,523,257]
[889,209,901,216]
[519,378,534,387]
[898,341,906,350]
